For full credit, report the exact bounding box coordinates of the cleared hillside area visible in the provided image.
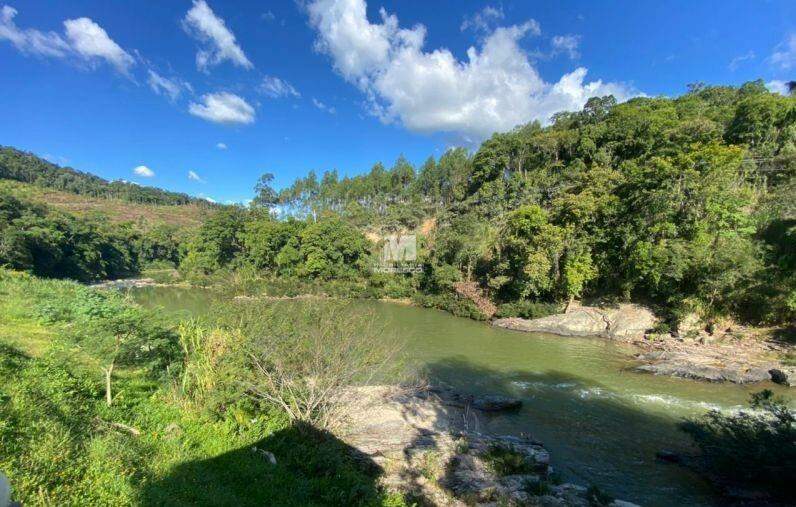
[0,180,207,229]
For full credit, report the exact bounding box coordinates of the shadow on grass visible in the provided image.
[137,422,389,507]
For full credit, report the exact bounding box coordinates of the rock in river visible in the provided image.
[769,368,795,387]
[492,303,657,341]
[427,387,522,412]
[336,385,637,506]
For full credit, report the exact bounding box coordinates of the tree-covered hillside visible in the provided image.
[0,146,209,206]
[245,81,793,326]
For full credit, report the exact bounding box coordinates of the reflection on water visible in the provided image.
[131,286,792,507]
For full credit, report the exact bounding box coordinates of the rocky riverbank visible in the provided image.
[336,385,638,506]
[492,303,794,386]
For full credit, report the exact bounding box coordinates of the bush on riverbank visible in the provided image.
[680,389,796,502]
[0,270,407,505]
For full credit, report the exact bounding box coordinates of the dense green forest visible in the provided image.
[0,146,209,206]
[188,81,795,327]
[1,81,794,327]
[0,190,184,281]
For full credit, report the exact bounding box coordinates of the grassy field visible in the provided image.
[0,270,406,506]
[0,180,207,230]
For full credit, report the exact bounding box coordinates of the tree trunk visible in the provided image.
[104,361,115,406]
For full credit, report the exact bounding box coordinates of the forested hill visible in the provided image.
[0,146,208,206]
[254,81,794,325]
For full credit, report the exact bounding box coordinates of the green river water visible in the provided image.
[131,286,792,507]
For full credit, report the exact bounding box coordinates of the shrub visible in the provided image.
[242,301,399,428]
[482,443,537,476]
[495,300,561,319]
[679,389,796,500]
[585,484,614,506]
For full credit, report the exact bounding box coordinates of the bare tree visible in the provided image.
[244,302,400,429]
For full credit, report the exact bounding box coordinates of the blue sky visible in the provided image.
[1,0,794,203]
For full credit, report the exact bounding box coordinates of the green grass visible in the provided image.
[0,269,407,506]
[481,443,539,477]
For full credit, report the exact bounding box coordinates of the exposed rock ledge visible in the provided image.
[492,305,792,386]
[336,385,637,506]
[492,304,657,340]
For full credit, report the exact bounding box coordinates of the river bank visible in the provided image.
[337,385,638,506]
[492,303,795,386]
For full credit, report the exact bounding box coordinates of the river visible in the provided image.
[131,286,792,507]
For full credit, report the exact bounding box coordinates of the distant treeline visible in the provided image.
[0,191,183,281]
[0,146,209,206]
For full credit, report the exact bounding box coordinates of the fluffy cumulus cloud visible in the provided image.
[0,5,134,74]
[769,33,796,70]
[182,0,252,72]
[307,0,638,141]
[133,165,154,178]
[216,142,227,149]
[147,70,192,101]
[63,17,134,74]
[188,92,255,124]
[187,170,205,182]
[259,75,300,98]
[551,34,581,59]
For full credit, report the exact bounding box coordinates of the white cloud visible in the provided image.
[312,97,336,114]
[216,142,227,149]
[188,170,205,183]
[182,0,252,72]
[188,92,255,124]
[147,70,191,101]
[133,165,155,178]
[460,6,509,33]
[552,34,581,59]
[259,75,300,98]
[0,5,70,57]
[728,50,755,71]
[307,0,638,141]
[766,80,791,95]
[769,33,796,70]
[63,17,134,74]
[1,6,134,74]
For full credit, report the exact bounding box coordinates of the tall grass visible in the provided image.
[0,269,407,505]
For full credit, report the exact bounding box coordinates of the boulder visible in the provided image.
[428,387,523,412]
[603,304,658,339]
[769,368,795,387]
[472,395,523,412]
[492,304,656,341]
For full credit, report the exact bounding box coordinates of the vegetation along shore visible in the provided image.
[1,81,794,505]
